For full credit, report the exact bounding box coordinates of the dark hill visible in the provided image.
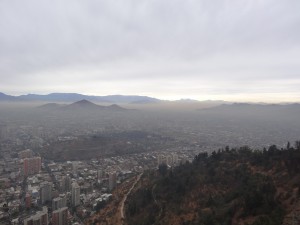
[106,104,126,111]
[63,99,104,110]
[59,99,126,111]
[121,144,300,225]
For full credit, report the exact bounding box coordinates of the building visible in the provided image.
[40,182,52,205]
[18,149,33,159]
[72,162,78,174]
[166,155,173,166]
[60,176,72,192]
[157,154,165,166]
[97,169,104,181]
[25,193,32,209]
[52,194,67,211]
[71,182,80,207]
[108,172,117,191]
[52,207,68,225]
[172,153,179,166]
[23,206,48,225]
[23,157,41,177]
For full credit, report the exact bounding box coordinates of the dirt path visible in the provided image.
[120,173,143,221]
[86,175,141,225]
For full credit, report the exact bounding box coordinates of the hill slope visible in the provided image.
[124,144,300,225]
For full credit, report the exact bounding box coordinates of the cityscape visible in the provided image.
[1,0,300,224]
[1,98,300,224]
[0,126,195,225]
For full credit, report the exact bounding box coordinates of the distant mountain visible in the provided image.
[0,92,160,103]
[0,92,17,101]
[130,98,161,104]
[101,95,160,104]
[176,98,199,102]
[19,93,108,102]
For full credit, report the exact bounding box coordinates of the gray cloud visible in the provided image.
[0,0,300,101]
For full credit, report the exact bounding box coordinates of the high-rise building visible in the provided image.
[108,172,117,191]
[25,192,32,209]
[97,169,104,180]
[166,155,173,166]
[23,157,41,177]
[172,153,179,166]
[40,182,52,205]
[52,207,68,225]
[52,194,67,211]
[71,182,80,207]
[18,149,33,159]
[157,154,165,166]
[72,162,78,174]
[23,206,48,225]
[60,176,72,192]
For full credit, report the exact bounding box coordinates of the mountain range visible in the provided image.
[1,92,299,108]
[0,92,160,104]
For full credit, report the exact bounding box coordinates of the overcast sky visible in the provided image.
[0,0,300,102]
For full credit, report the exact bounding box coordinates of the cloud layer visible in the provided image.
[0,0,300,101]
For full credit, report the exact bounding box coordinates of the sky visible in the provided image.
[0,0,300,102]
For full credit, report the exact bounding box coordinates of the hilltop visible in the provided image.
[37,99,126,112]
[117,143,300,225]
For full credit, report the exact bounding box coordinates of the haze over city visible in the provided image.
[1,0,300,102]
[2,1,300,225]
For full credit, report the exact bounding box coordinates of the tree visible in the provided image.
[158,163,168,176]
[295,141,300,150]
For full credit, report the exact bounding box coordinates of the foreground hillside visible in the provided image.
[125,143,300,225]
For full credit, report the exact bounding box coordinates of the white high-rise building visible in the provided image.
[71,182,80,207]
[52,194,67,211]
[166,155,173,166]
[97,169,104,179]
[72,162,78,174]
[172,153,179,166]
[97,169,105,184]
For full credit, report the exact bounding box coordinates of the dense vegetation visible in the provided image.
[126,142,300,225]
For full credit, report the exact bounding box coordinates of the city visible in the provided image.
[0,144,195,225]
[1,0,300,224]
